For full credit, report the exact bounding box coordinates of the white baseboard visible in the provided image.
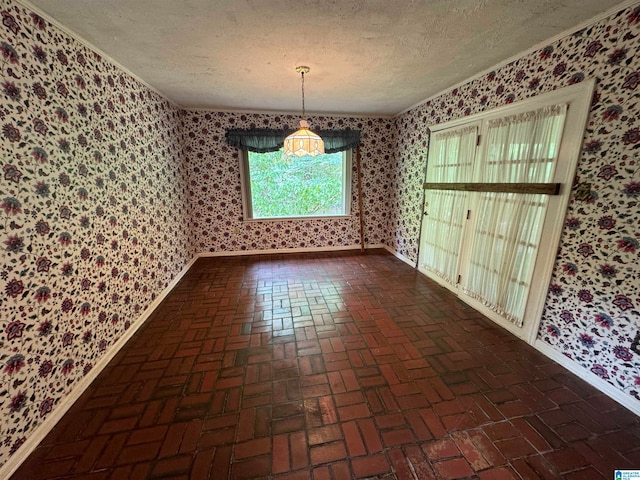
[0,256,198,480]
[197,243,388,257]
[534,340,640,416]
[383,245,418,268]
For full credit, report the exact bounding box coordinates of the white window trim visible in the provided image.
[418,79,595,344]
[239,149,353,221]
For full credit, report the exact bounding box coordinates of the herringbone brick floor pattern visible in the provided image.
[13,250,640,479]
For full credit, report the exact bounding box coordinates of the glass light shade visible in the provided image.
[283,120,325,157]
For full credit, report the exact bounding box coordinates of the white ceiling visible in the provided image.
[25,0,627,116]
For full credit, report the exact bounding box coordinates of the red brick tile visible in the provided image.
[451,431,491,470]
[380,364,401,385]
[276,472,313,480]
[378,386,401,411]
[564,466,607,480]
[232,455,272,479]
[511,455,561,480]
[404,410,433,441]
[272,416,305,434]
[26,459,76,479]
[94,432,128,469]
[478,467,518,479]
[98,417,138,435]
[272,434,290,474]
[358,418,383,453]
[237,408,257,442]
[555,422,591,442]
[544,447,589,473]
[419,408,447,438]
[180,420,203,453]
[107,465,133,480]
[333,391,364,407]
[494,437,537,460]
[211,444,233,479]
[337,403,370,421]
[330,461,352,480]
[388,449,417,480]
[290,431,309,470]
[127,425,168,446]
[308,424,343,446]
[441,412,476,431]
[424,438,460,460]
[433,399,465,416]
[467,429,505,467]
[192,448,217,479]
[351,453,390,478]
[73,435,110,473]
[235,437,271,459]
[342,421,366,457]
[198,427,235,448]
[318,395,338,424]
[117,441,161,465]
[151,454,192,477]
[404,444,437,479]
[340,369,360,391]
[312,466,331,480]
[510,417,553,453]
[364,388,385,414]
[310,441,347,465]
[433,457,474,479]
[382,428,415,447]
[574,441,633,475]
[482,421,519,441]
[375,412,406,429]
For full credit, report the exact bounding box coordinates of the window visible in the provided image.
[240,149,352,220]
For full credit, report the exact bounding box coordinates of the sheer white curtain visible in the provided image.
[462,105,567,326]
[420,126,477,286]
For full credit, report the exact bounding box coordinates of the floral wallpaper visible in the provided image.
[394,5,640,403]
[1,0,639,470]
[183,112,395,252]
[0,0,193,466]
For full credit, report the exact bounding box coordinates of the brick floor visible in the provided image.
[12,250,640,479]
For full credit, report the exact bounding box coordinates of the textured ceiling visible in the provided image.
[24,0,627,116]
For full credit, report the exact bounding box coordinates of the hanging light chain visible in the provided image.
[301,69,306,120]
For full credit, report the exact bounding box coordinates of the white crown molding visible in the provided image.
[395,0,640,117]
[15,0,183,109]
[183,106,393,119]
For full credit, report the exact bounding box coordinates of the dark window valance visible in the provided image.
[319,129,361,153]
[225,127,361,154]
[225,128,287,153]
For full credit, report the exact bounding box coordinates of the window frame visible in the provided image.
[239,148,353,221]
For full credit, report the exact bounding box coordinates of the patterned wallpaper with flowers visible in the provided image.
[1,0,639,469]
[183,112,395,252]
[0,0,193,465]
[393,4,640,404]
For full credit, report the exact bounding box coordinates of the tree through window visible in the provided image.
[241,149,351,219]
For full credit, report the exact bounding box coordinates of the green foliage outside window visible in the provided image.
[247,150,345,218]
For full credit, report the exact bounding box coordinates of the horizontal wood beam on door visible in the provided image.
[423,182,561,195]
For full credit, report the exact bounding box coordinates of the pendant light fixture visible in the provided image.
[283,66,325,157]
